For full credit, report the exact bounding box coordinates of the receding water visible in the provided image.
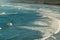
[0,6,44,40]
[0,4,60,40]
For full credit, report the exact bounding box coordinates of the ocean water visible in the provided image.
[0,5,43,40]
[0,4,60,40]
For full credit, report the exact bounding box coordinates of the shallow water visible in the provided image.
[0,4,60,40]
[0,6,44,40]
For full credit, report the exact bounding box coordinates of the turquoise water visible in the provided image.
[0,4,60,40]
[0,5,43,40]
